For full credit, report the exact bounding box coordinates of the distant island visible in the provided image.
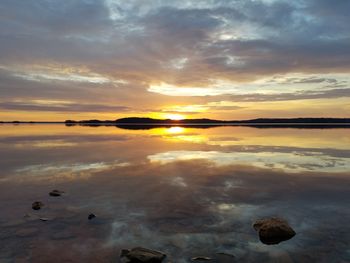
[1,117,350,129]
[62,117,350,129]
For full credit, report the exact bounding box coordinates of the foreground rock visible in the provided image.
[49,190,64,197]
[253,217,296,245]
[32,201,44,210]
[191,256,212,261]
[121,247,166,263]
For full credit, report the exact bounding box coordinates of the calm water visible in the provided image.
[0,125,349,262]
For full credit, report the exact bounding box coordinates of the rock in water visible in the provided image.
[88,213,96,220]
[253,217,296,245]
[49,190,64,197]
[121,247,166,263]
[32,201,44,210]
[191,256,212,261]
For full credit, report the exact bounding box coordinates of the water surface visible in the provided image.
[0,125,349,262]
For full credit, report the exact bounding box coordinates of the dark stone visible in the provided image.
[191,256,212,261]
[32,201,44,210]
[88,213,96,220]
[121,249,130,257]
[49,190,64,197]
[121,247,166,263]
[253,217,296,245]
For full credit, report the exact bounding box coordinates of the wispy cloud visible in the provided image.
[0,100,130,113]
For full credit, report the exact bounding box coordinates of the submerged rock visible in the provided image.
[253,217,296,245]
[88,213,96,220]
[121,247,166,263]
[32,201,44,210]
[49,190,64,197]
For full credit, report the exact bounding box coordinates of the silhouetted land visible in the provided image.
[62,117,350,129]
[1,118,350,129]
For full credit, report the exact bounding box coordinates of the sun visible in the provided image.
[165,113,185,120]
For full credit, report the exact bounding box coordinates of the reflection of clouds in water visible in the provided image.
[248,241,295,263]
[107,218,254,262]
[163,134,208,144]
[87,160,348,261]
[0,134,130,145]
[106,218,296,262]
[0,159,349,262]
[14,140,77,148]
[0,126,349,262]
[224,179,243,189]
[169,176,188,187]
[212,203,259,231]
[215,203,257,218]
[5,161,130,181]
[148,150,350,172]
[156,129,350,151]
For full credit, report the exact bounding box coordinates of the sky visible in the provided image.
[0,0,349,121]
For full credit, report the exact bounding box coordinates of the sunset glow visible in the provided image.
[0,2,349,261]
[0,0,349,121]
[165,114,185,120]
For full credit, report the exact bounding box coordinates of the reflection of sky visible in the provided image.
[6,161,130,182]
[148,150,350,172]
[0,125,349,262]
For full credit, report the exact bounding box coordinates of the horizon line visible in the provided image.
[1,116,350,124]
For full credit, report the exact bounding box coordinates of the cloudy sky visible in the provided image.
[0,0,349,121]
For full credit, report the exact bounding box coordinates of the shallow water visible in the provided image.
[0,124,349,262]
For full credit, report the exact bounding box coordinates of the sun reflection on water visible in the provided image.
[166,126,185,134]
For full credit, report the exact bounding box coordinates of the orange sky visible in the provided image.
[0,1,349,121]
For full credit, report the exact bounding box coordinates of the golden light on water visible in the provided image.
[166,126,185,134]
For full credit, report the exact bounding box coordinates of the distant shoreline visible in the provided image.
[1,117,350,129]
[1,117,350,124]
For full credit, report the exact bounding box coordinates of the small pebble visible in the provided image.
[32,201,44,210]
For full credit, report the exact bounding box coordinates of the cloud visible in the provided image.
[0,100,130,113]
[2,0,350,81]
[0,0,113,36]
[227,88,350,102]
[1,0,350,119]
